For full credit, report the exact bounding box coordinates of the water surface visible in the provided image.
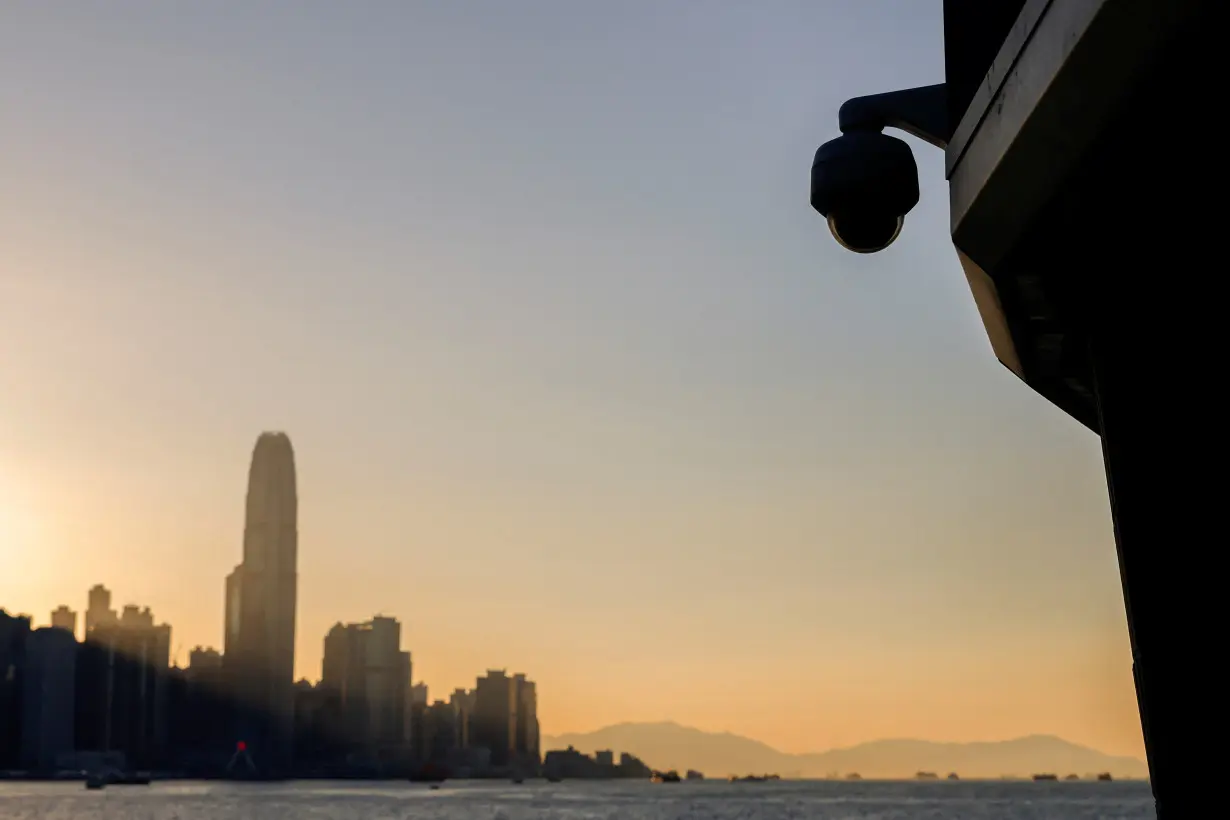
[0,779,1156,819]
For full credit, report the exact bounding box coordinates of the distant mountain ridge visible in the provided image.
[541,721,1148,780]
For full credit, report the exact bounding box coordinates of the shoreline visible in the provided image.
[0,774,1148,784]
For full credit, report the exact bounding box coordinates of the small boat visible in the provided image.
[1032,773,1058,782]
[429,784,441,791]
[85,774,107,790]
[1097,772,1113,782]
[511,777,524,784]
[546,775,562,783]
[947,773,960,780]
[651,770,682,783]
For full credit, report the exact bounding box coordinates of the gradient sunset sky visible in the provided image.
[0,1,1142,758]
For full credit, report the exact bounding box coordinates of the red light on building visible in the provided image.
[236,741,247,752]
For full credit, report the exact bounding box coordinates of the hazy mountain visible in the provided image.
[545,722,798,778]
[796,735,1149,780]
[541,722,1149,780]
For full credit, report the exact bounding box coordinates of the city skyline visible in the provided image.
[4,585,1145,773]
[15,577,1144,766]
[2,594,542,777]
[2,419,1135,757]
[2,430,543,777]
[1,0,1141,760]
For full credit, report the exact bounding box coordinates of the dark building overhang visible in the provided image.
[943,0,1207,431]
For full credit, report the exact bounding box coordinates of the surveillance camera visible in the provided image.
[810,130,920,254]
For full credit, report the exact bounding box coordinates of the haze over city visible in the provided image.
[1,0,1141,762]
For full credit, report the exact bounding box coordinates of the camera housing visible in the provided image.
[810,130,920,254]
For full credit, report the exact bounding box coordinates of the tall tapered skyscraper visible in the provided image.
[224,431,298,773]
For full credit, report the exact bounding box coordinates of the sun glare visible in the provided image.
[0,478,37,556]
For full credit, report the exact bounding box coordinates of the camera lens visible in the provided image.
[828,211,904,254]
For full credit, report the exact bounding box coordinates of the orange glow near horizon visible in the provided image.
[0,452,1144,759]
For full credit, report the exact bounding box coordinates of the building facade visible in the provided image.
[50,606,77,636]
[319,616,411,756]
[20,627,77,770]
[448,687,473,750]
[470,670,517,768]
[513,673,540,765]
[223,431,299,774]
[84,585,116,634]
[0,611,32,769]
[75,608,172,770]
[167,646,233,770]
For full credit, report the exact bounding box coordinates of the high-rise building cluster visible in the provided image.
[2,591,171,774]
[1,432,539,778]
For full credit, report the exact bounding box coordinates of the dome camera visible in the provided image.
[810,130,920,254]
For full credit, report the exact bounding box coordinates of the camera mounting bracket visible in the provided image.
[838,84,951,150]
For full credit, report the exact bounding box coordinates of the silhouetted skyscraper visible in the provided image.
[471,670,518,768]
[85,584,115,634]
[21,627,76,770]
[449,687,474,750]
[513,673,540,765]
[167,646,231,768]
[224,431,298,773]
[360,616,404,749]
[321,621,369,754]
[408,682,429,760]
[319,616,409,754]
[0,611,32,769]
[50,605,77,636]
[75,606,171,769]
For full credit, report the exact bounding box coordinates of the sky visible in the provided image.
[0,1,1143,758]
